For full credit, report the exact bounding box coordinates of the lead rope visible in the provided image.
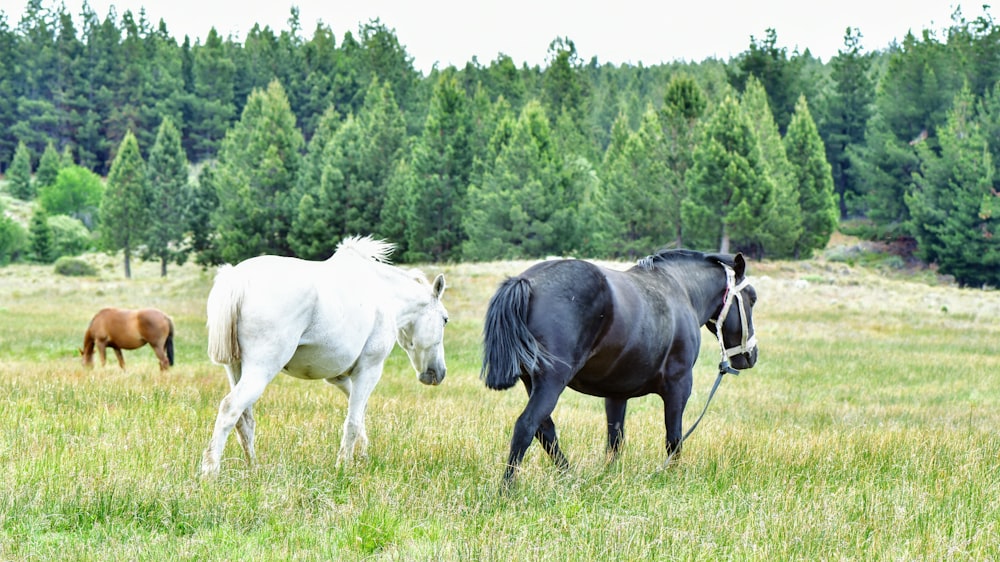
[663,265,747,467]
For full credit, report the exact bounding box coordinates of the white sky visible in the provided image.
[0,0,988,73]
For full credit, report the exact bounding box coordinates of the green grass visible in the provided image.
[1,254,998,560]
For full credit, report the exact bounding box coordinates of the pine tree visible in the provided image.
[821,28,875,218]
[907,85,1000,286]
[289,107,344,260]
[462,101,577,260]
[29,208,55,263]
[35,141,62,192]
[188,28,236,161]
[601,108,675,258]
[347,79,406,236]
[142,118,191,276]
[683,96,775,255]
[741,76,801,258]
[8,141,34,200]
[99,131,148,278]
[402,72,472,262]
[211,80,303,264]
[659,73,707,248]
[785,95,838,258]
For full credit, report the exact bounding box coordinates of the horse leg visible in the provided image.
[604,397,628,461]
[503,374,567,486]
[336,367,383,466]
[201,363,273,478]
[521,375,568,470]
[97,341,108,367]
[224,363,256,467]
[661,372,693,461]
[150,342,170,371]
[112,346,126,370]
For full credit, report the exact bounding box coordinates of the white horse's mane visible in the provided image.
[335,235,395,263]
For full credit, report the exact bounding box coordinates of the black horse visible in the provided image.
[481,249,759,486]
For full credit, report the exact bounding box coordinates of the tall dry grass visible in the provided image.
[1,249,998,560]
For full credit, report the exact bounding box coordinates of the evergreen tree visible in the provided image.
[51,7,89,150]
[348,79,406,235]
[77,6,122,174]
[99,131,148,278]
[785,95,838,258]
[141,20,186,152]
[142,118,190,276]
[60,144,75,167]
[907,85,1000,286]
[659,72,707,247]
[683,96,775,254]
[187,28,236,161]
[190,162,221,266]
[401,72,472,262]
[0,16,17,166]
[288,107,344,259]
[820,28,875,218]
[462,101,578,260]
[35,141,61,192]
[852,31,962,228]
[729,29,801,132]
[741,76,801,258]
[602,108,675,258]
[29,208,55,263]
[11,0,60,154]
[357,20,422,134]
[210,80,303,264]
[8,141,34,200]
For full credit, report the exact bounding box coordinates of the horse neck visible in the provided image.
[367,261,430,326]
[673,262,728,324]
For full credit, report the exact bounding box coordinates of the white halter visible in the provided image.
[715,264,757,363]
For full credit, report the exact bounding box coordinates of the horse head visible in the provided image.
[397,273,449,385]
[708,253,759,371]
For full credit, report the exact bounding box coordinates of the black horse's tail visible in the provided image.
[166,319,175,366]
[481,277,550,390]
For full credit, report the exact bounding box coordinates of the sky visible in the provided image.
[0,0,989,74]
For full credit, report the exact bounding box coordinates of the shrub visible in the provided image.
[48,214,94,257]
[53,256,97,277]
[0,215,28,265]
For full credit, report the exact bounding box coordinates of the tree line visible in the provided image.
[0,1,997,286]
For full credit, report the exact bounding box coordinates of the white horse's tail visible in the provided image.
[206,264,244,365]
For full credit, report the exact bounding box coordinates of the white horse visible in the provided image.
[200,235,449,477]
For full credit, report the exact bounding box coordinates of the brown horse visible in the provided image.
[80,307,175,371]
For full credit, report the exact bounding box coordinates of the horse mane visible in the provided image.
[636,248,728,270]
[335,235,395,264]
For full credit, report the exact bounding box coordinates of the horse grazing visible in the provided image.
[481,249,759,487]
[80,307,175,371]
[200,235,449,477]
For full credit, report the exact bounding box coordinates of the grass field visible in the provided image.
[1,249,998,560]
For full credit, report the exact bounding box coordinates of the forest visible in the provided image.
[0,1,998,286]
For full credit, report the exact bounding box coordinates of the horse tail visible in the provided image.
[81,327,94,365]
[481,277,549,391]
[206,264,243,365]
[165,317,175,366]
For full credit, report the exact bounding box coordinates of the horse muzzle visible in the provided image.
[419,367,445,386]
[730,347,758,370]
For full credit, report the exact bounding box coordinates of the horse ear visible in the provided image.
[432,273,446,300]
[734,253,747,278]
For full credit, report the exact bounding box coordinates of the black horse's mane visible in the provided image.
[635,248,733,271]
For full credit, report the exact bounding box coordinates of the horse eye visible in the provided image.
[443,316,449,325]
